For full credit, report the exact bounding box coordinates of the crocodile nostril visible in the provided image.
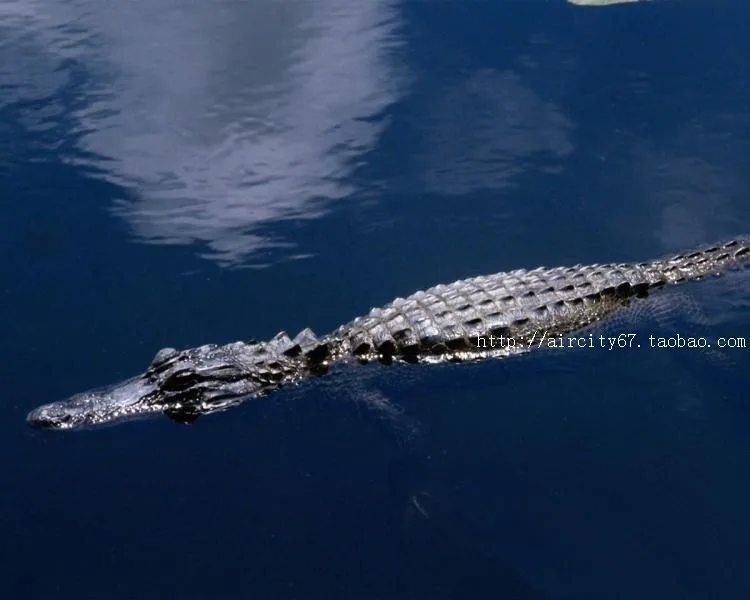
[27,407,72,429]
[28,414,55,429]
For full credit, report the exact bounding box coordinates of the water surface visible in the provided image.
[3,1,750,598]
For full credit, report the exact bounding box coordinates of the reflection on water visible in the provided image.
[419,70,574,196]
[1,0,406,266]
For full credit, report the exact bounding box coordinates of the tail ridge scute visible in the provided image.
[648,238,750,285]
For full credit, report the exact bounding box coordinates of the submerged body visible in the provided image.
[27,238,750,430]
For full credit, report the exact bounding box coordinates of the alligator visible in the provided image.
[27,238,750,431]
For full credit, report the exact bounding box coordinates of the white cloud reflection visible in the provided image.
[418,70,575,196]
[2,0,406,267]
[620,115,750,252]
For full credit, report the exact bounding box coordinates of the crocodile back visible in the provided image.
[337,239,750,365]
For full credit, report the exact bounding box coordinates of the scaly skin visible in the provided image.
[26,238,750,430]
[336,239,750,363]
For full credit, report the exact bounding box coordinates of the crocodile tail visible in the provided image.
[647,238,750,285]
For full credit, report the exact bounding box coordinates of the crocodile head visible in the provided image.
[26,343,270,431]
[26,375,165,430]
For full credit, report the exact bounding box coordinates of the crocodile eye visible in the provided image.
[151,347,178,367]
[162,370,198,392]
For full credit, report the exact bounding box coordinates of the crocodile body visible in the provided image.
[27,238,750,430]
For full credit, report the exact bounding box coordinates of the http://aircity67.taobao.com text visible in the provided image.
[474,332,747,351]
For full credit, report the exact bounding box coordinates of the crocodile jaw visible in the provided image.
[26,376,161,431]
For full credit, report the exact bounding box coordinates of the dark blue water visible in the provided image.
[4,1,750,598]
